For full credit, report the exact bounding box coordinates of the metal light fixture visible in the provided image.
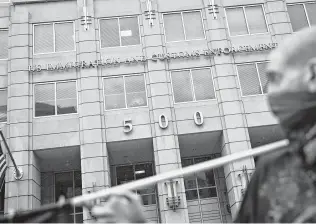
[165,180,180,211]
[208,0,219,20]
[238,165,250,196]
[144,0,156,27]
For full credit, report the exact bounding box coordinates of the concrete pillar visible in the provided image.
[202,0,256,218]
[5,7,41,213]
[265,0,292,43]
[140,1,189,222]
[76,0,111,222]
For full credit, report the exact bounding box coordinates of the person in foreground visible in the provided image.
[235,26,316,222]
[90,27,316,223]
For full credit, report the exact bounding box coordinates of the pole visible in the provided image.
[71,139,289,206]
[0,131,23,180]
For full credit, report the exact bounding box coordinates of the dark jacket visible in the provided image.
[235,145,316,223]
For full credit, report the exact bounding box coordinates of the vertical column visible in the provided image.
[202,0,255,218]
[76,0,110,222]
[140,1,189,222]
[265,0,292,43]
[5,7,41,212]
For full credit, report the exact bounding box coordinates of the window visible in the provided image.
[34,81,77,117]
[0,90,7,123]
[287,3,316,32]
[171,68,215,103]
[0,29,8,59]
[115,163,156,205]
[163,11,204,42]
[237,62,269,96]
[34,22,75,54]
[104,74,147,110]
[182,157,217,201]
[225,5,268,36]
[183,156,222,223]
[100,16,140,48]
[55,171,83,223]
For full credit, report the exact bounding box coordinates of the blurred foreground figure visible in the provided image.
[91,191,147,223]
[235,26,316,222]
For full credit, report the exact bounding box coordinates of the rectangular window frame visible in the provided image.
[0,88,7,124]
[236,61,269,97]
[224,4,269,37]
[287,2,315,32]
[162,10,206,43]
[33,21,76,55]
[33,80,78,118]
[113,162,157,206]
[182,155,220,202]
[53,170,82,223]
[0,29,8,60]
[103,73,148,111]
[99,15,141,49]
[170,67,216,105]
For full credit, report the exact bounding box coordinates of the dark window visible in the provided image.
[34,81,77,117]
[100,17,140,48]
[163,11,204,42]
[225,5,268,36]
[288,3,316,32]
[34,22,74,54]
[237,62,269,96]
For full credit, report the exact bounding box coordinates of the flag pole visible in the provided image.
[71,139,289,206]
[0,131,23,180]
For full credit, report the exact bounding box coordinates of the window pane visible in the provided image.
[184,176,197,189]
[288,4,309,32]
[116,165,134,185]
[245,6,267,34]
[141,194,156,205]
[75,214,83,223]
[119,17,140,46]
[55,23,74,52]
[34,24,54,54]
[56,82,77,115]
[105,94,126,110]
[186,189,199,200]
[183,11,204,40]
[163,13,185,42]
[55,172,73,201]
[100,19,120,47]
[171,70,193,103]
[191,69,215,101]
[226,8,248,36]
[182,158,193,167]
[0,30,8,59]
[0,90,7,123]
[125,75,147,108]
[135,163,153,180]
[237,64,262,96]
[305,3,316,26]
[196,171,216,188]
[198,188,217,199]
[104,77,124,95]
[35,84,55,117]
[257,62,269,94]
[104,77,125,110]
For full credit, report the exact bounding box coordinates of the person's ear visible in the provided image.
[306,58,316,92]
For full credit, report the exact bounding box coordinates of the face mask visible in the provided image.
[268,91,316,135]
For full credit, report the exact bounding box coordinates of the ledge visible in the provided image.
[11,0,74,5]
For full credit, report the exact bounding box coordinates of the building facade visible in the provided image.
[0,0,313,222]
